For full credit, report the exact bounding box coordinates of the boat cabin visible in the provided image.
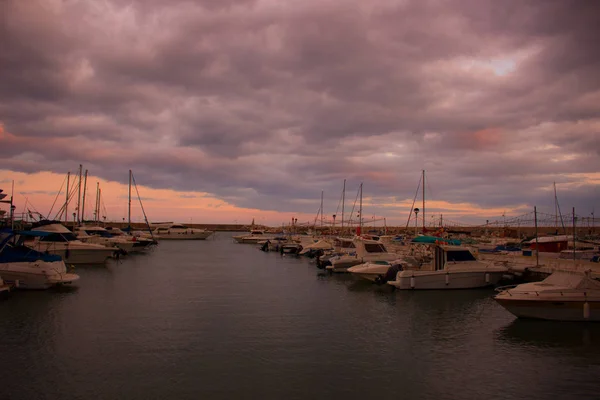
[155,224,189,232]
[434,246,477,271]
[363,242,388,254]
[528,235,570,253]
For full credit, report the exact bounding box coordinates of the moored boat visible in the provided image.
[233,230,277,244]
[152,224,213,240]
[0,231,80,289]
[28,221,117,265]
[494,271,600,321]
[387,245,507,290]
[327,237,398,273]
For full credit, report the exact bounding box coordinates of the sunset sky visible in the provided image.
[1,0,599,227]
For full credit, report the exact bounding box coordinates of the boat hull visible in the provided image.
[388,270,505,290]
[495,298,600,321]
[0,261,80,289]
[348,264,392,282]
[157,231,213,240]
[326,257,362,273]
[30,244,115,265]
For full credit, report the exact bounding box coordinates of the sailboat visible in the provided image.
[125,170,161,245]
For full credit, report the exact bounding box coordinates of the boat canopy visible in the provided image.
[541,271,600,290]
[411,235,461,245]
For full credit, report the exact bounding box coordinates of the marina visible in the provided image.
[1,230,600,399]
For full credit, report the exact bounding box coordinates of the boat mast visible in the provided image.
[341,179,345,235]
[554,182,558,233]
[65,171,70,224]
[320,190,324,228]
[77,164,82,224]
[81,170,88,223]
[94,182,99,223]
[128,169,132,229]
[10,180,14,230]
[422,169,425,234]
[131,171,156,241]
[98,188,102,223]
[534,206,539,267]
[573,207,576,262]
[359,182,363,235]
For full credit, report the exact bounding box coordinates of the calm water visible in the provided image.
[2,232,600,400]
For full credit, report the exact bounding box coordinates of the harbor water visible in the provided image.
[2,232,600,399]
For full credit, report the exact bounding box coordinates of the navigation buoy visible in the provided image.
[584,301,590,320]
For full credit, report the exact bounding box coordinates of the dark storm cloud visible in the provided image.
[1,0,599,221]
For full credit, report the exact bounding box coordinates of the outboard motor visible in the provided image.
[260,241,270,252]
[375,263,403,285]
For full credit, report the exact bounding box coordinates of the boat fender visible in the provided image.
[445,272,449,285]
[584,300,590,320]
[485,272,490,284]
[65,247,70,259]
[410,275,415,289]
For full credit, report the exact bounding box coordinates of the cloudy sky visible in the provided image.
[1,0,599,227]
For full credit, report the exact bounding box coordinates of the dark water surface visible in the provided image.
[2,232,600,400]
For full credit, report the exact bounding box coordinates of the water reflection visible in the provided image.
[496,319,600,349]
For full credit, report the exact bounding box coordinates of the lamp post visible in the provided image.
[414,208,420,235]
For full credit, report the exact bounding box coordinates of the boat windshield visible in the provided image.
[364,243,387,253]
[446,250,476,262]
[334,239,355,248]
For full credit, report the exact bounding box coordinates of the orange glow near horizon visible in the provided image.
[0,169,526,226]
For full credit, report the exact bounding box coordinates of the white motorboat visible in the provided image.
[327,237,398,273]
[387,245,507,290]
[233,230,277,244]
[75,225,136,253]
[0,231,80,289]
[494,271,600,321]
[152,224,213,240]
[299,239,333,255]
[348,259,407,282]
[28,222,117,265]
[105,227,157,250]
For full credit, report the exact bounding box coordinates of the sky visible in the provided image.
[1,0,599,227]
